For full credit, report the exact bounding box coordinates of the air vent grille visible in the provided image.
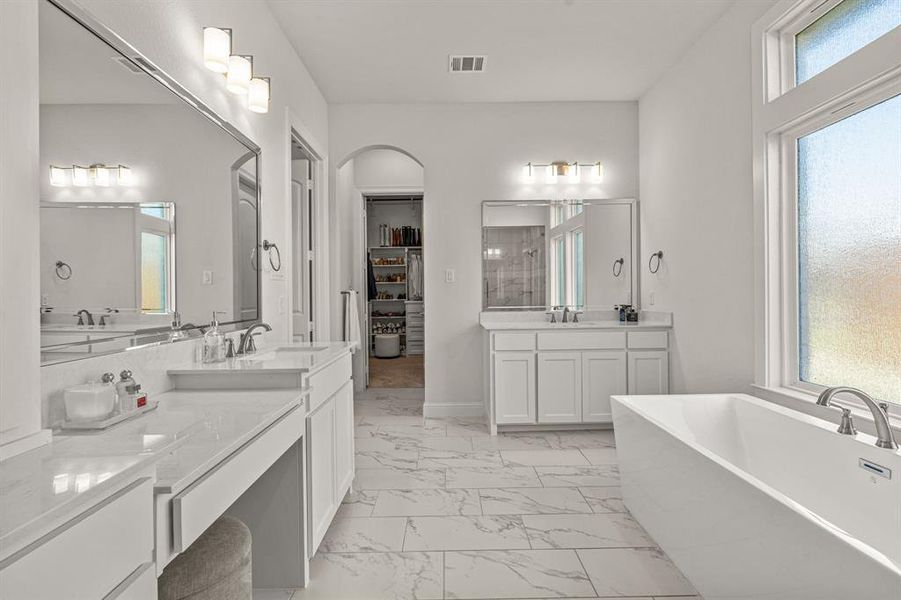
[111,55,157,74]
[449,55,487,73]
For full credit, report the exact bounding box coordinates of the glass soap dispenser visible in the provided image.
[202,311,227,363]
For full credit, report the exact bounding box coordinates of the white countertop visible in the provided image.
[479,310,672,330]
[167,341,354,376]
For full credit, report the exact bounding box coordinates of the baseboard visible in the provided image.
[423,402,485,418]
[0,428,52,461]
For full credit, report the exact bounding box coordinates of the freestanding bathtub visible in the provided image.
[611,393,901,600]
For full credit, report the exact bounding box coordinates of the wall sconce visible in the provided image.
[247,77,270,113]
[203,27,232,73]
[49,164,133,187]
[203,27,270,114]
[226,54,253,95]
[521,161,604,184]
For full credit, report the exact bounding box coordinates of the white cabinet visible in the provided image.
[494,352,536,424]
[582,351,627,422]
[537,352,582,423]
[307,398,336,554]
[628,350,669,395]
[333,381,355,498]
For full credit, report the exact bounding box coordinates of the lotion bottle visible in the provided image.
[202,311,226,363]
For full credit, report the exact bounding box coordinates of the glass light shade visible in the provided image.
[72,166,89,187]
[247,77,270,113]
[49,166,68,187]
[545,165,558,184]
[117,165,132,185]
[589,162,604,182]
[568,163,581,184]
[226,55,253,95]
[521,163,534,183]
[93,166,110,187]
[203,27,231,73]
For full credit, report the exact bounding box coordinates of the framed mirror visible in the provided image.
[39,0,261,364]
[481,199,639,311]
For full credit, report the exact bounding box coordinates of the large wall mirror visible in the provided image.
[482,199,638,311]
[39,0,261,364]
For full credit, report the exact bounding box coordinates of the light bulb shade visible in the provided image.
[568,163,581,184]
[247,77,270,113]
[49,166,68,187]
[590,162,604,182]
[72,166,89,187]
[521,163,534,183]
[226,55,253,95]
[545,165,558,184]
[117,165,132,185]
[203,27,231,73]
[93,166,110,187]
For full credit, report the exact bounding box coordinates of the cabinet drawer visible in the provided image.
[0,478,153,600]
[538,331,625,350]
[627,331,668,349]
[173,406,303,552]
[308,353,352,412]
[494,333,536,351]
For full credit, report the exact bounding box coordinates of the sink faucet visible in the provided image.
[74,309,94,326]
[817,386,898,450]
[237,322,272,355]
[562,307,572,323]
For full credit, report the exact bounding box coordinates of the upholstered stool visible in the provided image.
[374,333,401,358]
[158,516,252,600]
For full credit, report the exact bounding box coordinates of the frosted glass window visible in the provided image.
[141,232,169,312]
[797,93,901,402]
[796,0,900,84]
[573,230,584,308]
[554,236,566,307]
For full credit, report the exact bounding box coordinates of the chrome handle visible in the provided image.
[612,258,624,277]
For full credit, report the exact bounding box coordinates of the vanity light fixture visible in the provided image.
[521,161,604,184]
[203,27,232,73]
[92,164,110,187]
[49,166,68,187]
[545,165,559,185]
[568,162,581,184]
[48,164,133,187]
[521,162,535,184]
[589,161,604,183]
[226,54,253,95]
[117,164,132,186]
[72,165,90,187]
[247,77,270,113]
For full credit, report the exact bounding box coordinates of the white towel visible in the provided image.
[343,290,362,352]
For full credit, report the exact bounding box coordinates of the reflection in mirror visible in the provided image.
[482,200,637,311]
[38,0,260,364]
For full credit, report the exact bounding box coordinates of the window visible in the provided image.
[138,205,174,313]
[553,236,566,307]
[548,202,586,309]
[796,0,900,84]
[797,93,901,401]
[573,229,584,308]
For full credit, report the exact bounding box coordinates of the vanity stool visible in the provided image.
[374,333,401,358]
[158,516,252,600]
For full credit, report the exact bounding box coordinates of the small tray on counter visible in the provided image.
[59,400,159,431]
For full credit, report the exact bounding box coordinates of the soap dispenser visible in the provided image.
[202,311,227,363]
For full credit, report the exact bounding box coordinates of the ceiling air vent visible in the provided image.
[449,55,487,73]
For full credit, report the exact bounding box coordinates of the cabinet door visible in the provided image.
[582,351,627,423]
[307,398,336,555]
[333,381,355,501]
[494,352,536,424]
[628,351,669,395]
[537,352,582,423]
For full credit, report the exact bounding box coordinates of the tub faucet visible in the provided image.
[237,322,272,355]
[817,387,898,450]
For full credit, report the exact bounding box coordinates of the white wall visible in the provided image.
[330,102,638,414]
[638,0,774,394]
[1,0,329,442]
[354,149,424,190]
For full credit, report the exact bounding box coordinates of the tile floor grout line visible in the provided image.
[574,547,602,599]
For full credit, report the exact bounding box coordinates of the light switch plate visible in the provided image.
[202,270,213,285]
[445,268,456,283]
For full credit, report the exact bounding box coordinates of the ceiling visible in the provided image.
[268,0,738,103]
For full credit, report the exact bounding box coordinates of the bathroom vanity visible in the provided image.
[481,312,671,434]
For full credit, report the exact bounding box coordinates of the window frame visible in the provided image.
[753,0,901,407]
[547,203,586,309]
[135,205,175,314]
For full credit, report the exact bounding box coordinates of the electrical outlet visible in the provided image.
[445,268,456,284]
[202,270,213,285]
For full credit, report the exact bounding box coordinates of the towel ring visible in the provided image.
[55,261,72,280]
[612,258,624,278]
[648,251,663,274]
[263,240,281,272]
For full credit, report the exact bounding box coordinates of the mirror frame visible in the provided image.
[480,198,640,312]
[41,0,263,364]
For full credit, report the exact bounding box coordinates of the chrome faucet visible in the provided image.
[562,307,572,323]
[237,322,272,355]
[817,387,898,450]
[74,309,94,326]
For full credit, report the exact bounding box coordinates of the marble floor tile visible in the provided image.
[355,448,420,469]
[536,465,620,487]
[252,590,295,600]
[415,436,474,451]
[354,432,420,452]
[404,515,531,551]
[501,449,590,466]
[418,449,504,468]
[542,430,617,449]
[353,466,446,490]
[578,547,697,597]
[337,489,379,517]
[479,487,592,515]
[446,466,541,489]
[579,447,618,465]
[295,552,443,599]
[579,486,627,513]
[354,424,379,438]
[379,422,448,437]
[523,513,656,549]
[360,415,430,426]
[444,420,491,437]
[372,488,482,517]
[472,434,554,451]
[319,516,407,552]
[444,549,596,599]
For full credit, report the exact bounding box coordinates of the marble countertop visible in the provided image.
[167,341,354,376]
[480,310,673,330]
[0,387,305,561]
